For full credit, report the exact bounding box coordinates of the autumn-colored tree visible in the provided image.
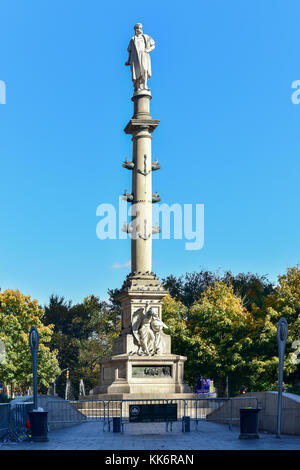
[162,294,198,387]
[247,266,300,391]
[163,268,300,395]
[163,283,256,395]
[187,283,256,395]
[0,289,60,395]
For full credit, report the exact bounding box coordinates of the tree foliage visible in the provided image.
[247,266,300,391]
[0,289,60,394]
[163,267,300,395]
[162,270,274,310]
[43,294,121,397]
[3,265,300,399]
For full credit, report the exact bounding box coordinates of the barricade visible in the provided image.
[104,397,259,433]
[1,402,33,441]
[0,403,10,438]
[1,396,259,438]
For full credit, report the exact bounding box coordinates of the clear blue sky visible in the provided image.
[1,0,300,306]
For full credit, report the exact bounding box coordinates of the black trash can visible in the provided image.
[28,411,49,442]
[239,408,261,439]
[113,417,121,433]
[182,416,190,432]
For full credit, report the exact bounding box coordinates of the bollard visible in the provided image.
[113,417,121,433]
[183,416,190,432]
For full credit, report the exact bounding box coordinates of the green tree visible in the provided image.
[0,289,60,395]
[162,270,274,310]
[43,296,82,396]
[247,266,300,391]
[222,271,274,312]
[75,295,121,393]
[162,271,219,307]
[163,283,256,395]
[162,294,197,388]
[43,294,121,397]
[163,267,299,395]
[187,283,255,395]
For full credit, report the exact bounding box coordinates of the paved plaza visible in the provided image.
[1,420,300,451]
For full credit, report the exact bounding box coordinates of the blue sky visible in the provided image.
[0,0,300,306]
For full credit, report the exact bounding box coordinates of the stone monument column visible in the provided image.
[91,24,188,398]
[125,91,159,275]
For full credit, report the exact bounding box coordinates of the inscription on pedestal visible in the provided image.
[132,365,171,378]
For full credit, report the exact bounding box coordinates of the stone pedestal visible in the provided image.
[91,353,186,396]
[91,272,188,398]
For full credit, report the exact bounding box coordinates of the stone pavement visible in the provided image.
[1,420,300,450]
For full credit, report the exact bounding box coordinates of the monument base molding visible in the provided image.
[90,353,187,396]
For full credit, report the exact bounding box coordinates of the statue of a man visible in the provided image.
[125,23,155,92]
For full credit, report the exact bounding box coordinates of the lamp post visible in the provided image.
[28,326,49,442]
[276,317,288,438]
[29,326,39,410]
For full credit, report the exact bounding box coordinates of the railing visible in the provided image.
[0,396,259,438]
[103,396,259,432]
[105,398,171,432]
[12,402,34,433]
[0,402,33,441]
[0,403,10,438]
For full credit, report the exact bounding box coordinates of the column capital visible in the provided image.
[124,119,160,135]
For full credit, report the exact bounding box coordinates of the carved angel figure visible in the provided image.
[132,303,168,356]
[150,311,168,355]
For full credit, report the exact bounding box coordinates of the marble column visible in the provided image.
[124,90,160,275]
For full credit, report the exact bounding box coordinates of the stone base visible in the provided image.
[87,393,197,400]
[91,272,190,398]
[90,353,187,396]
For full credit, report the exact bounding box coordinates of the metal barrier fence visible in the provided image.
[103,396,259,432]
[12,402,34,433]
[0,404,10,438]
[43,397,259,432]
[0,396,259,437]
[106,399,170,432]
[0,402,33,441]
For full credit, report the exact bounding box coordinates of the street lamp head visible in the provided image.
[277,317,288,344]
[29,326,39,352]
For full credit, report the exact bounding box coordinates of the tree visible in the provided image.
[246,266,300,391]
[162,270,274,310]
[75,295,121,394]
[162,271,220,307]
[163,283,256,395]
[0,289,60,395]
[43,296,82,396]
[222,271,274,312]
[187,283,255,396]
[162,294,198,388]
[43,293,121,397]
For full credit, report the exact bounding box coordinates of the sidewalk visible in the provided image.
[1,420,300,450]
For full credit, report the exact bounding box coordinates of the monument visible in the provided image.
[90,24,188,398]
